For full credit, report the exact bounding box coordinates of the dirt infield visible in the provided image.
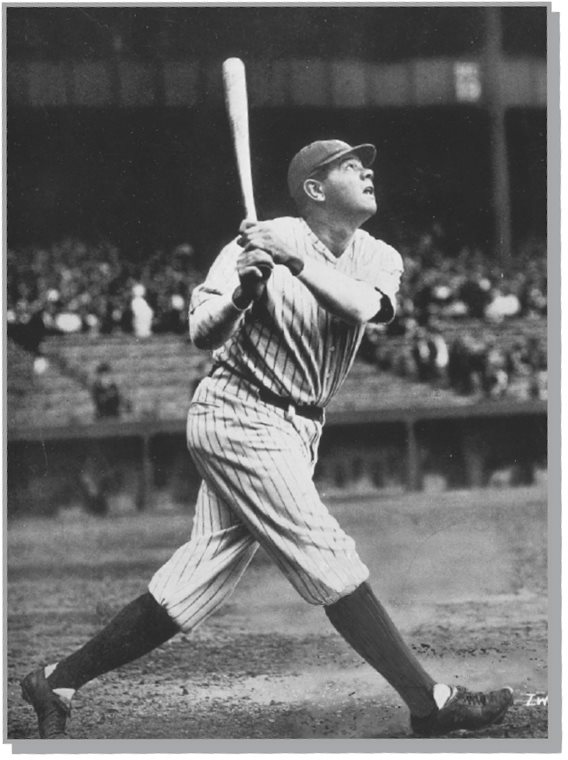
[7,485,548,742]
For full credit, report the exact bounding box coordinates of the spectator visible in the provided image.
[54,310,83,334]
[525,335,548,400]
[92,362,125,420]
[485,285,521,322]
[482,342,510,399]
[458,272,492,319]
[411,326,436,382]
[7,299,53,374]
[154,292,187,334]
[428,323,450,383]
[131,283,154,338]
[447,334,488,396]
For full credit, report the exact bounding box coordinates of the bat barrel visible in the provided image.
[222,58,257,221]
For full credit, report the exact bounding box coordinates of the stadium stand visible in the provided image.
[6,335,439,428]
[7,339,94,428]
[7,313,547,429]
[51,333,209,423]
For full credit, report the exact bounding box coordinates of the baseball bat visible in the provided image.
[222,57,257,222]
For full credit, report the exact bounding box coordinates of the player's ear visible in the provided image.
[303,178,325,203]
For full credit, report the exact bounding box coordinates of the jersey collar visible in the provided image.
[300,218,340,265]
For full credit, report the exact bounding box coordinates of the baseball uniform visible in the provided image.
[148,217,403,629]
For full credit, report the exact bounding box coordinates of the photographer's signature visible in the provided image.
[523,692,548,707]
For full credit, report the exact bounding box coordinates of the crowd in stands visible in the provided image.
[393,226,547,326]
[361,319,547,402]
[6,238,201,343]
[359,226,547,401]
[359,228,547,401]
[7,230,547,401]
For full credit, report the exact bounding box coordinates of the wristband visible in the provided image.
[231,285,255,312]
[288,258,305,277]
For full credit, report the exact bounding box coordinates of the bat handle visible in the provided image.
[243,197,257,223]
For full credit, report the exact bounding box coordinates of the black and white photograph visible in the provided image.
[4,2,558,750]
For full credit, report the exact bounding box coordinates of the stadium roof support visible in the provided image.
[483,7,512,268]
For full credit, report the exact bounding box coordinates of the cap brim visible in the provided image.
[314,143,377,173]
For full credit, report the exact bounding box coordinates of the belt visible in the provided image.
[257,385,324,422]
[208,361,324,423]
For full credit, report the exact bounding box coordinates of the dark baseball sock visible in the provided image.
[325,581,437,717]
[47,592,180,691]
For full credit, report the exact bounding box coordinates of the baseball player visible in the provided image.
[21,139,513,739]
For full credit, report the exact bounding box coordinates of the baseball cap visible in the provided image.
[287,139,376,200]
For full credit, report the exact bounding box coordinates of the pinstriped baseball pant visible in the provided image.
[148,376,369,632]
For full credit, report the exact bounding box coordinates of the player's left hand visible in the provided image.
[238,221,304,276]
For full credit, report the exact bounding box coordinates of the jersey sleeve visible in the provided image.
[367,242,404,304]
[352,235,404,324]
[189,239,242,314]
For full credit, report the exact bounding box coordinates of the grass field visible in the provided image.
[7,485,549,744]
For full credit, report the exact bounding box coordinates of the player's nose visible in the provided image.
[362,167,374,181]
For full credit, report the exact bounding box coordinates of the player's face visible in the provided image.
[319,155,377,220]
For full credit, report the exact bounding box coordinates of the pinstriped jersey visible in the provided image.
[190,217,403,407]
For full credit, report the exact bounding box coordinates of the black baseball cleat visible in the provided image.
[411,685,514,737]
[21,668,71,739]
